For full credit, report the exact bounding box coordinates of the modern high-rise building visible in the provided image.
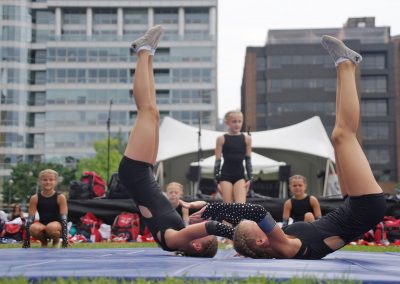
[0,0,218,190]
[241,17,399,191]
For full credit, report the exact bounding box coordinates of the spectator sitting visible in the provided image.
[165,182,189,226]
[22,169,68,248]
[282,175,322,228]
[8,203,25,221]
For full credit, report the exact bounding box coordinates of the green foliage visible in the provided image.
[1,162,76,205]
[76,136,124,183]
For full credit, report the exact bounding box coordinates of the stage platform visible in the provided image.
[0,248,399,283]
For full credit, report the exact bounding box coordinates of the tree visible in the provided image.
[76,136,124,183]
[2,162,76,205]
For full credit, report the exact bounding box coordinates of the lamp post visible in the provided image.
[8,179,14,208]
[106,98,113,184]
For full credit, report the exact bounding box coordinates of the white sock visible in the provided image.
[335,57,349,67]
[136,45,152,54]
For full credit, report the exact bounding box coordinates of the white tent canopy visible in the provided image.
[190,152,286,175]
[158,116,335,162]
[157,116,335,196]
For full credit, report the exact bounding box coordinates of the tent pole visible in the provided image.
[157,162,164,189]
[322,159,330,196]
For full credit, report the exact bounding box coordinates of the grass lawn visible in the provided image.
[0,242,398,283]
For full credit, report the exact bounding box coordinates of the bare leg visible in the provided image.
[30,223,48,247]
[148,56,159,163]
[333,78,348,196]
[304,212,315,222]
[233,179,247,203]
[124,50,159,165]
[220,182,234,203]
[331,61,382,196]
[45,221,61,247]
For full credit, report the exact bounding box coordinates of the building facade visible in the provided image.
[241,18,399,188]
[0,0,218,189]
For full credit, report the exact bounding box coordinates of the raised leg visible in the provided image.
[124,26,163,164]
[124,51,159,164]
[326,49,382,196]
[148,56,159,163]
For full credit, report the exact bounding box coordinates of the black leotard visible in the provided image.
[284,193,386,259]
[220,134,246,184]
[118,156,185,251]
[290,195,313,222]
[37,192,60,225]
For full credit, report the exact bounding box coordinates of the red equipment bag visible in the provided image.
[111,212,140,241]
[2,223,24,241]
[77,212,102,242]
[81,171,106,198]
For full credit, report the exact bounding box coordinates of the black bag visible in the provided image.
[69,180,95,199]
[107,173,130,199]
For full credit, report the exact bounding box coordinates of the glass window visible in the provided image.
[361,53,386,70]
[124,9,147,24]
[33,10,54,24]
[361,99,388,117]
[185,8,209,24]
[154,8,179,24]
[365,147,390,164]
[362,122,389,140]
[267,102,335,116]
[32,50,47,63]
[28,92,46,106]
[361,76,387,93]
[0,111,19,126]
[256,56,266,71]
[256,80,266,93]
[34,71,46,85]
[33,28,54,43]
[63,8,86,25]
[2,5,31,22]
[93,9,117,24]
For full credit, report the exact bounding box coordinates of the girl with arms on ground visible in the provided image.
[118,26,236,257]
[230,35,386,259]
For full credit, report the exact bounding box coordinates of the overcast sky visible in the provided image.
[217,0,400,118]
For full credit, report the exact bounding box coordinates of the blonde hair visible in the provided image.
[184,236,218,258]
[289,174,307,184]
[233,221,273,259]
[165,182,183,193]
[38,169,59,181]
[224,110,243,121]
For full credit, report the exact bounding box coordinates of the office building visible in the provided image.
[241,17,398,189]
[0,0,218,191]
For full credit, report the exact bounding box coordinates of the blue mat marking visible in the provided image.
[0,248,399,283]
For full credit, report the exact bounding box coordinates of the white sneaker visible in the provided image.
[130,25,164,54]
[321,35,362,65]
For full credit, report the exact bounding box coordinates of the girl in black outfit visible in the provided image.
[214,110,253,204]
[231,36,386,259]
[23,169,68,248]
[282,175,321,227]
[118,26,235,257]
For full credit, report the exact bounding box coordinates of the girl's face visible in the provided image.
[289,178,307,197]
[166,186,182,203]
[225,113,243,134]
[40,173,58,192]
